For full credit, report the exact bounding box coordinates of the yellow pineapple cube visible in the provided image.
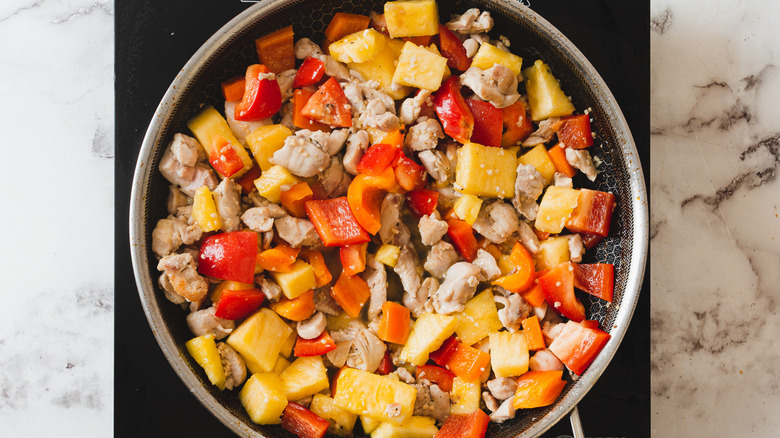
[523,59,575,121]
[349,38,412,100]
[361,416,382,434]
[535,186,580,233]
[497,254,515,276]
[452,194,483,225]
[185,334,226,390]
[239,372,288,425]
[400,312,458,366]
[489,331,529,377]
[273,355,291,374]
[375,244,401,267]
[192,186,223,232]
[253,165,300,203]
[518,144,556,186]
[279,330,296,358]
[535,236,571,271]
[450,376,481,415]
[187,106,253,177]
[371,416,439,438]
[384,0,439,38]
[455,142,517,198]
[271,260,316,299]
[279,356,329,401]
[246,124,292,171]
[329,28,387,64]
[227,308,293,374]
[454,289,503,346]
[333,368,417,425]
[424,44,451,80]
[392,42,448,91]
[471,42,524,77]
[310,394,358,437]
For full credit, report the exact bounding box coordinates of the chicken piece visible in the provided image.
[186,306,235,339]
[494,290,532,331]
[432,262,483,314]
[446,8,494,34]
[294,38,324,59]
[566,234,585,263]
[418,149,450,183]
[241,207,276,233]
[399,89,433,125]
[326,342,351,368]
[297,311,327,340]
[151,215,202,257]
[363,257,388,320]
[472,249,501,280]
[489,396,517,423]
[167,185,190,215]
[271,132,331,177]
[157,253,208,303]
[217,342,247,390]
[359,98,400,132]
[412,381,450,422]
[404,117,444,152]
[394,366,415,384]
[256,275,283,302]
[276,69,297,103]
[483,391,500,412]
[247,193,288,213]
[319,157,352,198]
[472,201,520,244]
[517,220,540,254]
[326,129,351,156]
[522,117,561,147]
[394,243,422,301]
[213,178,241,232]
[224,100,272,144]
[418,211,449,246]
[542,321,565,345]
[553,172,574,188]
[460,65,519,109]
[342,81,368,115]
[463,37,481,58]
[379,193,411,246]
[565,147,598,181]
[320,55,352,81]
[529,348,565,372]
[279,101,294,131]
[433,185,459,211]
[343,129,370,175]
[158,134,218,197]
[423,241,459,279]
[313,287,342,315]
[274,215,320,248]
[159,272,186,305]
[512,164,544,221]
[487,377,518,400]
[304,129,349,157]
[333,325,387,373]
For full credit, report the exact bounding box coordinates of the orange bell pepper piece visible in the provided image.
[493,242,535,293]
[339,243,368,277]
[256,243,300,272]
[379,129,405,149]
[522,315,546,350]
[330,272,371,318]
[324,12,371,42]
[305,197,370,247]
[221,76,246,102]
[445,342,491,382]
[513,370,567,409]
[376,301,411,345]
[435,409,489,438]
[346,167,397,235]
[521,282,546,308]
[270,289,316,321]
[299,249,332,287]
[280,182,315,218]
[293,89,331,132]
[254,25,295,73]
[548,143,578,177]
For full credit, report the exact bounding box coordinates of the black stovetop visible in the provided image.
[115,1,650,436]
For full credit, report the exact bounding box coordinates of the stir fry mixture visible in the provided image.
[151,1,617,436]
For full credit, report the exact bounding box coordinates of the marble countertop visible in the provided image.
[1,0,775,436]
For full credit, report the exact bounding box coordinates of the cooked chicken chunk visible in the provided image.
[379,193,410,246]
[565,147,598,181]
[167,185,190,215]
[460,65,519,108]
[409,277,439,318]
[529,348,565,372]
[446,8,494,34]
[513,164,545,221]
[331,322,387,372]
[151,214,202,257]
[394,244,422,301]
[157,252,208,302]
[404,117,444,152]
[494,293,531,331]
[213,178,241,232]
[517,220,541,254]
[294,38,324,59]
[274,215,320,248]
[483,391,500,412]
[364,257,388,320]
[224,100,272,144]
[418,211,449,246]
[418,149,450,183]
[522,117,561,147]
[472,201,520,244]
[313,287,342,315]
[472,249,501,280]
[186,306,234,339]
[217,342,246,390]
[256,275,282,302]
[276,69,297,103]
[487,377,518,400]
[271,132,331,177]
[241,207,277,233]
[158,134,217,197]
[412,381,450,422]
[489,396,517,423]
[424,241,459,279]
[343,129,370,175]
[432,262,483,314]
[553,172,574,188]
[399,90,433,125]
[566,234,585,263]
[319,157,352,198]
[360,97,400,132]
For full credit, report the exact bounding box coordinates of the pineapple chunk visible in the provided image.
[279,356,330,401]
[185,334,226,390]
[371,416,439,438]
[497,254,515,276]
[253,165,300,203]
[384,0,439,38]
[455,142,517,198]
[271,260,316,299]
[450,376,481,415]
[245,124,292,171]
[400,312,458,366]
[192,186,223,232]
[523,59,575,121]
[333,368,417,425]
[279,329,296,358]
[273,355,291,374]
[227,308,293,374]
[187,106,253,177]
[329,28,387,64]
[535,236,571,271]
[452,194,483,225]
[239,373,288,425]
[349,38,412,100]
[535,186,580,234]
[361,416,382,434]
[310,394,359,437]
[489,331,530,377]
[392,42,448,91]
[375,244,401,267]
[454,289,503,346]
[471,42,524,77]
[518,144,556,186]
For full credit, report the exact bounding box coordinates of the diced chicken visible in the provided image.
[379,193,410,246]
[542,321,565,345]
[463,37,481,58]
[394,367,415,384]
[566,234,585,263]
[294,38,324,59]
[186,306,235,339]
[326,342,351,368]
[494,293,531,331]
[224,100,272,144]
[256,275,282,302]
[418,211,449,246]
[565,147,598,181]
[399,89,433,125]
[412,381,450,422]
[489,396,517,423]
[217,342,247,390]
[517,220,541,254]
[332,325,386,373]
[343,129,369,175]
[213,178,241,232]
[321,55,352,81]
[167,185,190,215]
[522,117,561,147]
[432,262,483,314]
[460,65,519,109]
[529,348,565,372]
[472,201,520,244]
[271,132,331,177]
[342,81,367,115]
[326,128,351,156]
[534,302,548,320]
[483,391,500,412]
[418,149,450,182]
[313,287,342,315]
[424,241,459,279]
[553,172,573,188]
[276,69,297,103]
[360,97,400,132]
[433,185,459,210]
[247,193,287,213]
[274,215,320,248]
[157,252,208,302]
[241,207,275,233]
[159,272,186,305]
[404,117,444,152]
[394,244,423,304]
[158,134,218,197]
[472,249,501,280]
[446,8,494,34]
[151,214,202,257]
[297,311,327,340]
[279,101,294,131]
[487,377,518,400]
[513,164,545,221]
[363,257,388,320]
[319,157,352,198]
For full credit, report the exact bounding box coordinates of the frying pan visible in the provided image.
[129,0,648,436]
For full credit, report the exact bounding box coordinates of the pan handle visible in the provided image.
[569,405,585,438]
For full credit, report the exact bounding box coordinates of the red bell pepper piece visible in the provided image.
[406,189,439,217]
[235,163,262,194]
[433,76,474,143]
[501,100,534,147]
[281,402,330,438]
[435,409,489,438]
[548,320,611,375]
[580,233,605,249]
[466,99,503,147]
[305,197,370,247]
[339,242,368,277]
[213,288,265,320]
[376,351,395,375]
[301,77,353,128]
[293,57,326,88]
[437,25,471,71]
[538,261,586,322]
[198,231,258,284]
[415,364,455,392]
[446,218,479,262]
[293,89,331,132]
[445,342,491,382]
[356,143,398,175]
[512,370,567,409]
[294,330,338,357]
[234,64,282,121]
[566,189,615,237]
[557,114,593,149]
[208,135,246,178]
[394,151,427,191]
[573,263,614,302]
[429,335,459,367]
